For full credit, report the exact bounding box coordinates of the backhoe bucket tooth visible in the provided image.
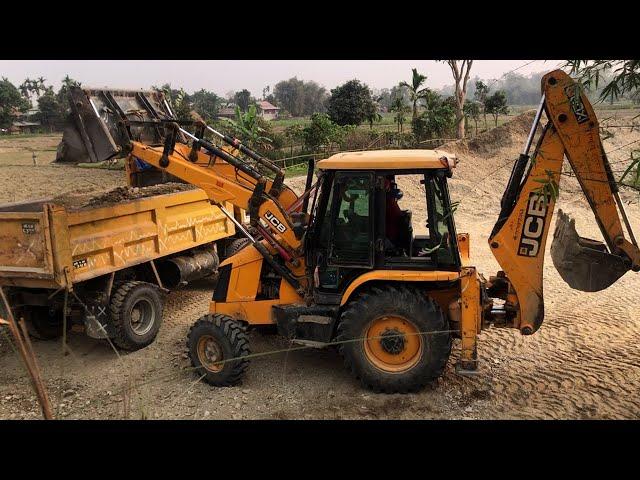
[551,210,629,292]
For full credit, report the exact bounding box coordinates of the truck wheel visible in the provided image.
[336,285,451,393]
[109,281,164,351]
[225,238,250,259]
[25,306,70,340]
[187,314,250,386]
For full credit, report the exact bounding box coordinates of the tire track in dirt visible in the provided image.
[448,222,640,419]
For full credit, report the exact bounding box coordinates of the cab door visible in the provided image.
[311,171,375,298]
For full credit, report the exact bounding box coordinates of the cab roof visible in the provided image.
[317,149,458,171]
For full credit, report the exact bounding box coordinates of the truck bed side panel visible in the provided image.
[66,190,234,282]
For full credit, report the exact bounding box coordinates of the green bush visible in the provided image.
[302,113,344,151]
[411,100,456,142]
[338,129,379,151]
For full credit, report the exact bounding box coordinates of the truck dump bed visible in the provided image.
[0,188,235,289]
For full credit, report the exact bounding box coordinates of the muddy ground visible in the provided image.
[0,110,639,420]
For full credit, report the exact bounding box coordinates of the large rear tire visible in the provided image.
[25,306,70,340]
[109,281,164,351]
[337,285,451,393]
[187,314,250,386]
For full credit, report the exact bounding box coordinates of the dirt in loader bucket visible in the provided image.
[551,209,630,292]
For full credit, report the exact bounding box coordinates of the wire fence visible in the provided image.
[2,58,640,420]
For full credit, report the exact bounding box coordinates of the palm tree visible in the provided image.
[400,68,430,121]
[18,80,30,98]
[36,77,46,96]
[390,96,410,134]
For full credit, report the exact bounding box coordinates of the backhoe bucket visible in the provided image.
[551,210,629,292]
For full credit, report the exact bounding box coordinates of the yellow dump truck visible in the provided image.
[0,186,237,350]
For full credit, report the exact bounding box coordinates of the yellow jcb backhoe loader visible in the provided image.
[68,69,639,393]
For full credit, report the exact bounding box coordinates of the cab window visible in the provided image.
[328,172,374,267]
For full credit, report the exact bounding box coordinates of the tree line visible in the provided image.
[0,75,81,130]
[4,61,635,162]
[0,65,508,161]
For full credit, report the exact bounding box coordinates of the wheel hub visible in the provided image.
[204,341,220,362]
[128,298,155,336]
[363,315,423,373]
[379,328,406,354]
[197,335,224,372]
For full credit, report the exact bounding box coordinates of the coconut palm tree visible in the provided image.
[400,68,430,121]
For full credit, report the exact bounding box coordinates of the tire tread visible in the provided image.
[109,281,163,351]
[336,284,451,393]
[187,314,250,386]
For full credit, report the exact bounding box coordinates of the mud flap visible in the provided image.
[551,210,630,292]
[84,314,113,339]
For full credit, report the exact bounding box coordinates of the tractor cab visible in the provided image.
[306,150,461,303]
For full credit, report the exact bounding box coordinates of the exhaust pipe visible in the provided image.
[157,250,219,289]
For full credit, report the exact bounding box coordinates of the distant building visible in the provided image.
[256,101,280,121]
[217,107,236,119]
[10,121,41,134]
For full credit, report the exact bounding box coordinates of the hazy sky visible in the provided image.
[1,60,563,97]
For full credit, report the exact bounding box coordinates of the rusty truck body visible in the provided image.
[0,188,236,349]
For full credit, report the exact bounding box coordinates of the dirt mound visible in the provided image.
[54,183,196,210]
[441,110,536,158]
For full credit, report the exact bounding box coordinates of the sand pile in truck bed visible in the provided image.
[53,183,197,210]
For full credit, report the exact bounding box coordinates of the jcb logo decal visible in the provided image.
[518,193,550,257]
[566,85,589,124]
[264,210,287,233]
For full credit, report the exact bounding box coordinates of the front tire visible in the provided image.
[109,281,164,351]
[225,238,251,259]
[337,285,451,393]
[187,314,250,386]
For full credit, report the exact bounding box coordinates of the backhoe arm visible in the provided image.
[488,69,640,335]
[543,71,640,281]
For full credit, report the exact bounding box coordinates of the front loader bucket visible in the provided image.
[551,210,630,292]
[56,87,176,164]
[57,87,121,163]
